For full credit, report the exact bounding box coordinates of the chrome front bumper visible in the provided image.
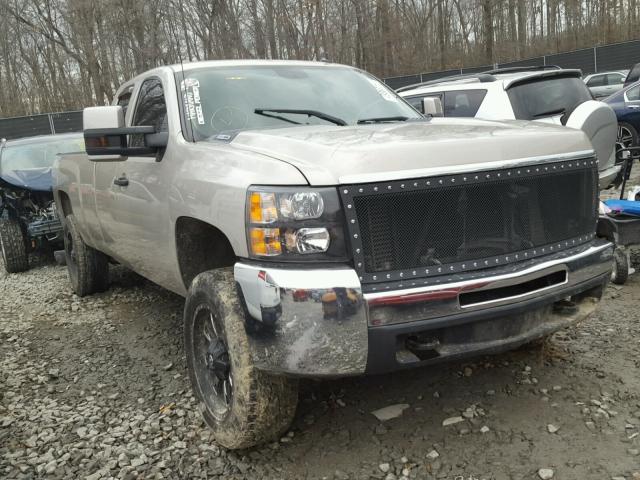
[234,239,613,377]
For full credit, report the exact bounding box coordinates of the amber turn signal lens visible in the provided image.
[249,192,278,224]
[249,227,282,256]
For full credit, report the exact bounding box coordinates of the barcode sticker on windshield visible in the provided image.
[367,78,398,102]
[181,78,205,125]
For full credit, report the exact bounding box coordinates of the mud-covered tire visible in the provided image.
[184,268,298,449]
[63,214,109,296]
[0,219,29,273]
[611,247,630,285]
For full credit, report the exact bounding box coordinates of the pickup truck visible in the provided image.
[54,60,613,449]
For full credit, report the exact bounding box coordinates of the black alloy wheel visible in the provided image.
[192,305,233,420]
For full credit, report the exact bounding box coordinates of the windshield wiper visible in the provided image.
[253,110,301,125]
[532,108,566,118]
[255,108,347,126]
[357,116,409,124]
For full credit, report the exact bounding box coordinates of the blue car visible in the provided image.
[0,133,84,272]
[604,80,640,149]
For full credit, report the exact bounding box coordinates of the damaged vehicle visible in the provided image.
[54,60,613,449]
[0,133,84,273]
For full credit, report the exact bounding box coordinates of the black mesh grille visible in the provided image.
[342,158,598,284]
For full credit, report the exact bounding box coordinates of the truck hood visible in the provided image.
[227,118,594,185]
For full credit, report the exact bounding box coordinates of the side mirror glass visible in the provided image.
[422,97,443,117]
[83,106,164,161]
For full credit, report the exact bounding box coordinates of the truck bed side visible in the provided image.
[53,152,103,249]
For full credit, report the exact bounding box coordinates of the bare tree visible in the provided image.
[0,0,639,116]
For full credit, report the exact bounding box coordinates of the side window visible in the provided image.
[406,96,425,113]
[626,86,640,102]
[130,78,168,147]
[605,74,623,85]
[116,87,133,117]
[587,75,604,87]
[443,90,487,117]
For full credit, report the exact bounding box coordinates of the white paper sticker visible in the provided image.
[181,78,205,125]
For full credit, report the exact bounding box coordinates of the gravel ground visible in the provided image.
[1,252,640,480]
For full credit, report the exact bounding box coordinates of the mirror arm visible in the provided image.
[144,131,169,148]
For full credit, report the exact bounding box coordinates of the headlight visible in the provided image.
[279,192,324,220]
[246,187,347,261]
[285,227,330,254]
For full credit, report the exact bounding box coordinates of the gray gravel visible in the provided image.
[1,252,640,479]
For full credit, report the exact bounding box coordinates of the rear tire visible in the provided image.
[611,247,630,285]
[184,268,298,449]
[0,219,29,273]
[63,214,109,296]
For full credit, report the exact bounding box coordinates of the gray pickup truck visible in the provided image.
[54,60,613,449]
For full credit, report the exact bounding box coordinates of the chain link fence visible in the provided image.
[384,39,640,90]
[0,111,82,141]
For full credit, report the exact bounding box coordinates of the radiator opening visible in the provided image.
[459,269,567,307]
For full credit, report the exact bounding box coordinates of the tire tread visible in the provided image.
[0,219,29,273]
[63,214,109,296]
[184,268,298,450]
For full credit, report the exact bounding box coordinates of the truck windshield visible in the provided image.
[176,65,421,141]
[0,136,85,173]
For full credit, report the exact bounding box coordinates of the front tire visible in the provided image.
[63,214,109,296]
[184,268,298,449]
[0,219,29,273]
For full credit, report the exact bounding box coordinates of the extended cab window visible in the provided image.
[117,87,133,116]
[443,90,487,117]
[130,78,168,147]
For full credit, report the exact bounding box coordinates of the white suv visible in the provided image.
[397,67,593,123]
[398,66,620,189]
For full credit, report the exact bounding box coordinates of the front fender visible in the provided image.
[168,139,309,259]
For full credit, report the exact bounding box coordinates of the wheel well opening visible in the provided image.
[57,191,73,219]
[175,217,237,290]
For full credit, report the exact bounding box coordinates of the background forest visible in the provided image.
[0,0,638,116]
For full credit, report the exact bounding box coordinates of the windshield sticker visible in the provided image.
[181,78,205,125]
[367,78,398,102]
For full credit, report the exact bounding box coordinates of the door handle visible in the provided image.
[113,176,129,187]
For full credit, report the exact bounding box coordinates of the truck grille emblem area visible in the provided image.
[341,158,598,289]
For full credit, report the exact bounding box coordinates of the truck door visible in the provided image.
[94,77,172,280]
